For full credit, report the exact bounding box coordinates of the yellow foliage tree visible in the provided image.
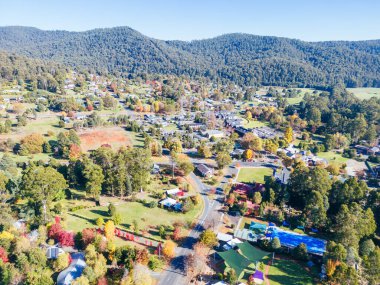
[162,240,176,260]
[243,149,254,161]
[326,259,338,277]
[0,231,14,241]
[104,220,115,240]
[284,126,294,143]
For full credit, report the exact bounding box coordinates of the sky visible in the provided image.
[0,0,379,41]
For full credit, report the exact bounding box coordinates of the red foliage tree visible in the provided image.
[173,227,181,241]
[48,223,63,240]
[69,144,81,160]
[97,277,108,285]
[58,231,75,247]
[0,247,9,263]
[82,228,96,247]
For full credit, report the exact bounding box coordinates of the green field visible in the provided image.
[348,88,380,100]
[237,167,273,184]
[264,257,315,285]
[242,118,268,128]
[317,151,349,164]
[66,200,203,237]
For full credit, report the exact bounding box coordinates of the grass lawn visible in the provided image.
[348,87,380,100]
[286,96,304,105]
[317,151,348,164]
[263,257,315,285]
[237,167,273,184]
[242,119,268,129]
[66,200,203,239]
[163,124,178,132]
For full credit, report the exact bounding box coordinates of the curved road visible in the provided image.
[158,165,237,285]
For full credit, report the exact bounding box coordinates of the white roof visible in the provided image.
[227,238,243,246]
[217,232,233,242]
[166,188,180,195]
[159,198,177,206]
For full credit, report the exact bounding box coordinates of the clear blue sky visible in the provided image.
[0,0,379,41]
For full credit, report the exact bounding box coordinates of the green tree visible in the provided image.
[82,157,104,199]
[271,237,281,252]
[199,229,218,248]
[21,166,67,221]
[334,203,376,248]
[178,161,194,176]
[359,239,375,257]
[253,192,262,205]
[215,151,232,169]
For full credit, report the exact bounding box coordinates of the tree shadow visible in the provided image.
[90,209,109,216]
[180,236,198,249]
[170,254,187,273]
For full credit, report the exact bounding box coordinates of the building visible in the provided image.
[46,246,65,259]
[202,130,225,139]
[57,253,86,285]
[196,164,214,177]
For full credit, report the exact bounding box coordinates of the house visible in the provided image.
[46,246,65,259]
[217,232,233,243]
[196,164,213,177]
[57,252,86,285]
[166,188,184,197]
[151,164,160,174]
[159,198,177,208]
[75,114,87,120]
[223,238,243,251]
[202,130,225,139]
[13,219,26,231]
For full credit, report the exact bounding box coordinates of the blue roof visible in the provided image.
[268,228,326,255]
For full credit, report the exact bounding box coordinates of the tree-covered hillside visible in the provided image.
[0,26,380,87]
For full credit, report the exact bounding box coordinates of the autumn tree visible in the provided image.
[243,149,254,161]
[284,126,293,143]
[19,133,45,155]
[241,133,262,151]
[197,143,212,158]
[162,240,176,260]
[104,220,115,240]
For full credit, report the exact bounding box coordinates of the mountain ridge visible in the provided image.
[0,26,379,87]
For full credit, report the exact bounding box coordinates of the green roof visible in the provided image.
[249,222,267,234]
[218,250,252,277]
[237,241,270,262]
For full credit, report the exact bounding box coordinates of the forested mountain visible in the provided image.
[0,51,70,92]
[0,26,380,87]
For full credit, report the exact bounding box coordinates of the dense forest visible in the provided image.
[0,51,70,92]
[0,26,380,87]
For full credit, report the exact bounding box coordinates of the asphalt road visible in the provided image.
[156,158,286,285]
[158,166,236,285]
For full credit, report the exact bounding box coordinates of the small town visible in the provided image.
[0,1,379,285]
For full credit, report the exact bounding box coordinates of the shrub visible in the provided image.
[96,217,104,227]
[108,203,116,217]
[113,213,122,225]
[148,201,158,208]
[359,239,375,257]
[270,237,281,252]
[292,243,308,261]
[199,229,218,248]
[148,255,164,271]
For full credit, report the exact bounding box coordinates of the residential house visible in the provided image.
[196,164,214,177]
